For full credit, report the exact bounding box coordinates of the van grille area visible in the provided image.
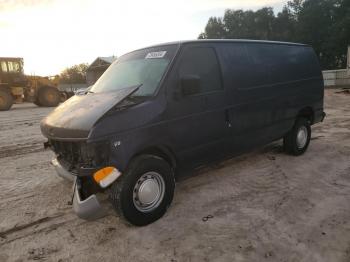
[49,140,109,172]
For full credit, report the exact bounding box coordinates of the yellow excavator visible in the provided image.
[0,57,63,111]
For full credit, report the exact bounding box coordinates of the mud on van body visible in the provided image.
[41,40,325,226]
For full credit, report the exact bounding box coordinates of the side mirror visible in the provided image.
[180,75,201,96]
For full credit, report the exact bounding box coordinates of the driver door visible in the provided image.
[165,44,230,166]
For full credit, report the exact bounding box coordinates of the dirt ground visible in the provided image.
[0,89,349,262]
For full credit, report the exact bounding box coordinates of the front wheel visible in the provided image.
[283,118,311,156]
[109,155,175,226]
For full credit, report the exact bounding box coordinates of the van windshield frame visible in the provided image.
[90,44,179,96]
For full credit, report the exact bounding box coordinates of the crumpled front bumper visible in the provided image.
[73,180,107,221]
[51,158,107,220]
[51,158,75,181]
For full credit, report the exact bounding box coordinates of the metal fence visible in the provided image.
[323,69,350,87]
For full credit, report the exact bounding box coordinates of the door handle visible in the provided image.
[225,109,232,128]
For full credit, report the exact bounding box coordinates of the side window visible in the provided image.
[179,47,222,94]
[1,61,7,72]
[247,44,316,84]
[270,45,306,82]
[304,47,321,77]
[218,43,252,89]
[245,44,271,88]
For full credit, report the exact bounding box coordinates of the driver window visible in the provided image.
[179,47,223,94]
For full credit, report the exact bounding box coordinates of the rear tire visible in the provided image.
[37,86,60,107]
[109,155,175,226]
[0,88,13,111]
[283,118,311,156]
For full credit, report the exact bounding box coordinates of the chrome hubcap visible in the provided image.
[296,126,308,149]
[133,172,165,212]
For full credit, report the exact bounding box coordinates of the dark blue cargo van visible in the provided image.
[41,40,325,225]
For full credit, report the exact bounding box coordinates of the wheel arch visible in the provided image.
[131,145,177,170]
[297,106,315,124]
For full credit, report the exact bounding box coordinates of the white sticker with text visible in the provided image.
[145,51,167,59]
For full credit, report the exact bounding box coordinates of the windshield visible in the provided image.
[90,44,178,96]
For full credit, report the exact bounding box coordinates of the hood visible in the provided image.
[41,86,139,140]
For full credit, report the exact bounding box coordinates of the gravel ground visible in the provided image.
[0,89,349,262]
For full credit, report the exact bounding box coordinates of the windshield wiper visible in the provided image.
[122,84,143,99]
[109,84,145,112]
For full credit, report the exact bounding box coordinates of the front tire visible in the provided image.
[283,118,311,156]
[109,155,175,226]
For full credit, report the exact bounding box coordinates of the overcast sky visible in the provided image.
[0,0,288,75]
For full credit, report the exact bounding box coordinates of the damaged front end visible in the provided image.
[40,86,140,220]
[48,139,109,176]
[47,139,115,220]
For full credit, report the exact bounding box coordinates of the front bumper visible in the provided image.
[73,180,107,220]
[51,158,75,181]
[314,110,326,124]
[51,157,108,220]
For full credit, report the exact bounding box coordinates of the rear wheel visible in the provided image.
[283,118,311,156]
[37,86,60,107]
[0,88,14,111]
[109,155,175,226]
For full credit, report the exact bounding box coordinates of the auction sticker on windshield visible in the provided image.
[145,51,167,59]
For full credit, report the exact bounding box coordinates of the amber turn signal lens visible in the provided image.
[93,166,121,188]
[93,167,115,183]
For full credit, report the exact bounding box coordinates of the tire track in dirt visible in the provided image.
[0,143,44,159]
[0,212,79,246]
[0,192,36,205]
[0,115,44,126]
[0,216,60,239]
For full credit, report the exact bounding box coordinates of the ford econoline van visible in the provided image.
[41,40,325,225]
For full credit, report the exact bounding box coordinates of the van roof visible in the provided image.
[120,40,309,59]
[144,39,308,49]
